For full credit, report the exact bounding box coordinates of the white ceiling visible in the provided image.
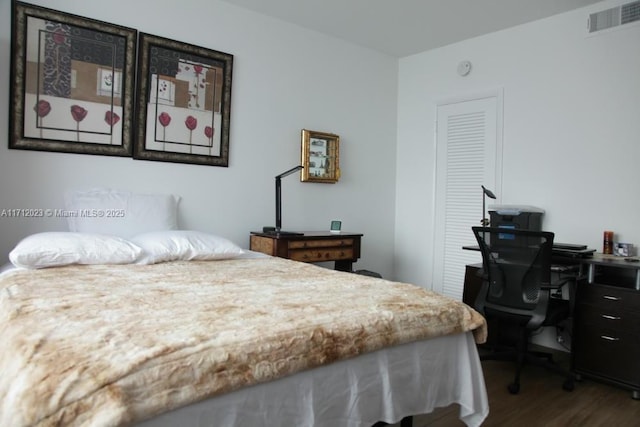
[219,0,604,57]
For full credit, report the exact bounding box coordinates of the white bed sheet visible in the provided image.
[139,331,488,427]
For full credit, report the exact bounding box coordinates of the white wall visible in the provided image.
[395,0,640,288]
[0,0,399,277]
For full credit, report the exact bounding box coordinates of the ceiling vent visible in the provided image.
[588,0,640,33]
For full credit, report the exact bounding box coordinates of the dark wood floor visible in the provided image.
[391,348,640,426]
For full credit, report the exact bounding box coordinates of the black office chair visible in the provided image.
[471,226,574,394]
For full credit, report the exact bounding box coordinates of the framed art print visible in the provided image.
[134,33,233,166]
[9,1,137,156]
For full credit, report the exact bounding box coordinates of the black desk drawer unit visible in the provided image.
[572,282,640,396]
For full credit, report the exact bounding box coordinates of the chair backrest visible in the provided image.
[471,226,555,329]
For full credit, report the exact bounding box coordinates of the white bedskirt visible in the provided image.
[139,331,488,427]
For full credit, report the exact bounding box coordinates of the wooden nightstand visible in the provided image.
[249,231,362,272]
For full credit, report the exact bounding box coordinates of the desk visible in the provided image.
[464,253,640,398]
[249,231,362,272]
[572,254,640,399]
[584,254,640,290]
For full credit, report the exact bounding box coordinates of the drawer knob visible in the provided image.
[600,335,620,341]
[601,314,621,320]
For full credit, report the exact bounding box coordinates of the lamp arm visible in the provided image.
[276,165,304,179]
[481,185,497,226]
[275,176,282,231]
[482,192,486,226]
[275,165,303,231]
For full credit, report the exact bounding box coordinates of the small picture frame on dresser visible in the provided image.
[330,220,342,233]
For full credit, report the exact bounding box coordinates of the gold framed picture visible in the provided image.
[300,129,340,183]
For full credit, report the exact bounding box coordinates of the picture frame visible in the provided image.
[134,33,233,167]
[330,220,342,233]
[300,129,340,183]
[9,1,137,157]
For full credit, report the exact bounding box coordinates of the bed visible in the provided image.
[0,189,489,426]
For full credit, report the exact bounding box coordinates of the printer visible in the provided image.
[488,205,544,231]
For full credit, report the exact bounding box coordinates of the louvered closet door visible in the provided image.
[432,95,501,300]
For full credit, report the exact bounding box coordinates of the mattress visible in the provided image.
[140,331,488,427]
[0,256,487,426]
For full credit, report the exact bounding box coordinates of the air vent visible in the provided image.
[588,0,640,33]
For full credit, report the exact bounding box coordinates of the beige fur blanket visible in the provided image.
[0,257,486,426]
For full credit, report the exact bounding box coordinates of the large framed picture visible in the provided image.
[300,129,340,183]
[9,1,137,156]
[134,33,234,167]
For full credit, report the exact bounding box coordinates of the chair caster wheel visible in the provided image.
[508,383,520,394]
[562,379,575,391]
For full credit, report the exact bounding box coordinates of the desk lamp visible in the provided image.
[262,165,304,236]
[481,185,496,227]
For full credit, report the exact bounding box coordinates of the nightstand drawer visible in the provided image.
[289,239,354,249]
[289,248,354,263]
[249,231,363,272]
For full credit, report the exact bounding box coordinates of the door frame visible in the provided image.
[431,88,504,298]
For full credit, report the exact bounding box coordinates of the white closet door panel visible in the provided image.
[433,96,500,300]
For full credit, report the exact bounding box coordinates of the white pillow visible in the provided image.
[9,232,143,269]
[64,188,180,238]
[132,230,244,265]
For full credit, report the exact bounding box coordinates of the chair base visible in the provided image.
[480,342,575,394]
